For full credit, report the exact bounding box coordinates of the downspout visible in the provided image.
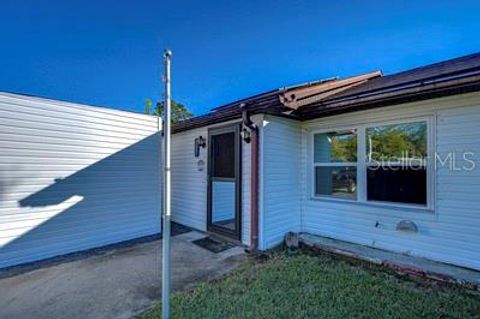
[240,103,259,251]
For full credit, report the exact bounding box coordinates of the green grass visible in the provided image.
[140,251,480,319]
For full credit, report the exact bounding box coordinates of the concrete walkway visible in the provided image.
[0,231,245,319]
[300,233,480,289]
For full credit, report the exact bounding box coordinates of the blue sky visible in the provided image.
[1,1,480,115]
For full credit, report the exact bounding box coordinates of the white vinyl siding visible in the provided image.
[259,116,302,249]
[300,92,480,270]
[171,126,208,231]
[259,92,480,270]
[170,117,260,246]
[241,134,252,246]
[0,92,161,269]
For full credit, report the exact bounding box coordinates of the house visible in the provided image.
[171,52,480,270]
[2,52,480,271]
[0,93,162,268]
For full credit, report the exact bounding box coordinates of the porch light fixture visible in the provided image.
[194,136,206,157]
[241,127,251,143]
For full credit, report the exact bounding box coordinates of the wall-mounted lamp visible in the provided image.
[241,127,251,143]
[194,136,206,157]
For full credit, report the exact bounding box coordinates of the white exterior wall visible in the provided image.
[171,126,208,231]
[241,125,252,246]
[259,116,302,249]
[171,117,260,246]
[0,92,161,268]
[260,91,480,270]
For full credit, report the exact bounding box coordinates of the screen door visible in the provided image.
[207,124,241,240]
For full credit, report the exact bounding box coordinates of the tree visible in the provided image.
[331,134,357,162]
[368,123,427,161]
[144,98,193,124]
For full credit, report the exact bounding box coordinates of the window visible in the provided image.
[313,130,357,199]
[366,121,427,205]
[312,119,431,208]
[211,132,235,178]
[366,167,426,204]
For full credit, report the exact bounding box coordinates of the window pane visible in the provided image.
[367,166,427,205]
[212,132,235,178]
[315,166,357,199]
[314,130,357,162]
[366,121,427,162]
[212,181,235,230]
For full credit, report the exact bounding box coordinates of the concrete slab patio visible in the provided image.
[300,233,480,290]
[0,231,245,319]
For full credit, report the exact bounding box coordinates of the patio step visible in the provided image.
[299,233,480,291]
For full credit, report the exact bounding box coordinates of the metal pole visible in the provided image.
[162,49,172,319]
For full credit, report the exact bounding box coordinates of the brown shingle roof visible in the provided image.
[173,52,480,133]
[295,52,480,119]
[173,72,380,133]
[334,52,480,96]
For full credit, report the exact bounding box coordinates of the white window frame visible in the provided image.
[312,129,358,201]
[311,116,435,211]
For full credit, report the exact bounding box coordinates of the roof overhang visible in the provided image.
[297,69,480,119]
[172,52,480,133]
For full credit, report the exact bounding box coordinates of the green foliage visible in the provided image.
[331,134,357,162]
[144,98,193,124]
[367,122,427,161]
[314,132,357,162]
[140,252,480,319]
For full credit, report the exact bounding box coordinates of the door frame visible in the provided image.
[207,123,242,240]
